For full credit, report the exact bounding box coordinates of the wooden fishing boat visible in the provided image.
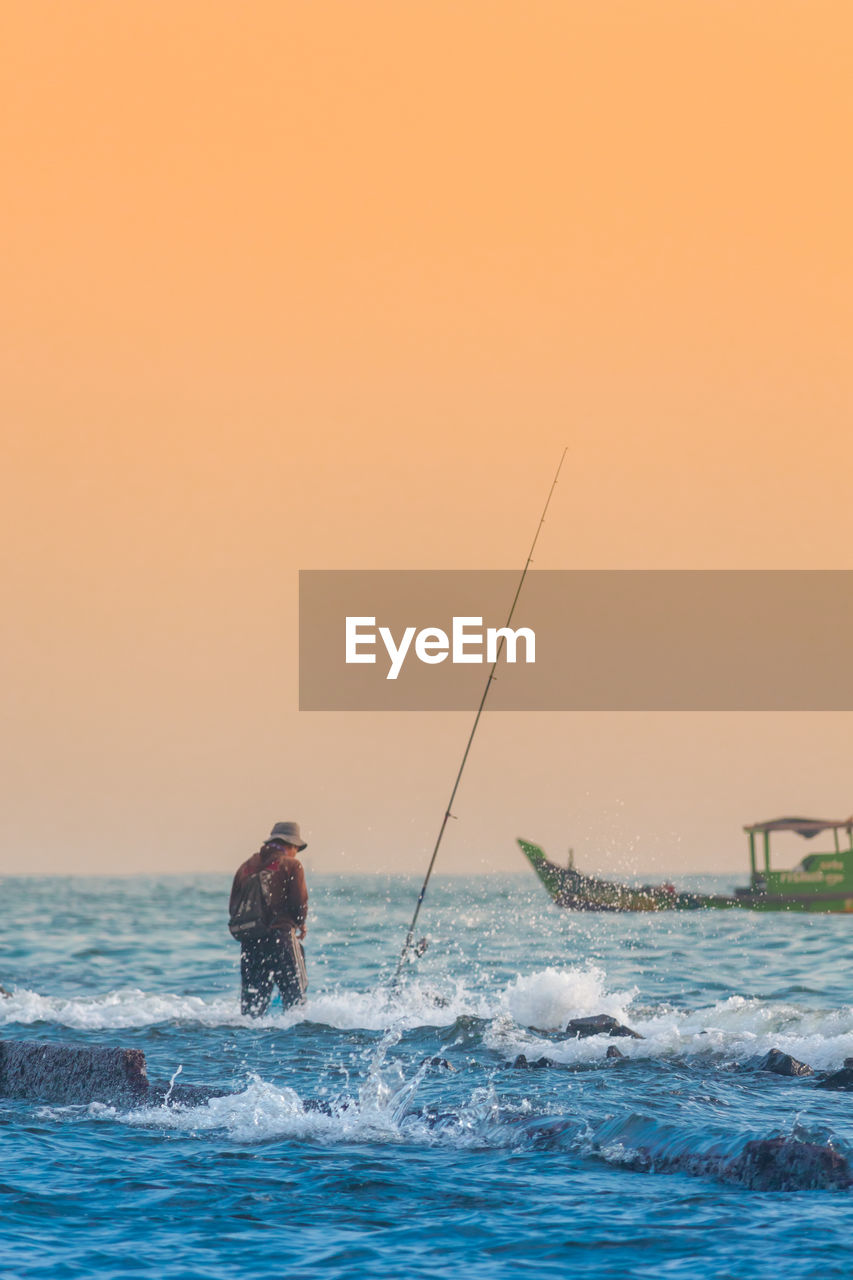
[518,816,853,913]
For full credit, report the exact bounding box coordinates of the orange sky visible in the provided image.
[2,1,851,877]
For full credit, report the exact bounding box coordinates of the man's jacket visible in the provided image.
[229,847,308,934]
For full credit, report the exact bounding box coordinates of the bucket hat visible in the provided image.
[268,821,307,851]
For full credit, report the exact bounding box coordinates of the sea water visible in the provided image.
[1,873,852,1279]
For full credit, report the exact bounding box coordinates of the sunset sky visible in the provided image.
[3,1,851,878]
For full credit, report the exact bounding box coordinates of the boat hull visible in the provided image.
[518,840,853,913]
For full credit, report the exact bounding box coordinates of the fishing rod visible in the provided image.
[393,447,568,984]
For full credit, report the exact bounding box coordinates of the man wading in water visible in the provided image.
[229,822,309,1016]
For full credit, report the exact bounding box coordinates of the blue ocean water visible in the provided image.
[1,871,852,1279]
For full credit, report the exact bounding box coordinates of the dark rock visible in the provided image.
[817,1067,853,1092]
[0,1038,149,1106]
[605,1045,625,1059]
[0,985,11,998]
[422,1056,456,1071]
[723,1139,851,1192]
[757,1048,813,1077]
[512,1054,553,1069]
[0,1038,235,1110]
[565,1015,643,1040]
[619,1133,852,1191]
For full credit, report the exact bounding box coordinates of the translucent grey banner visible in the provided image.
[298,570,853,710]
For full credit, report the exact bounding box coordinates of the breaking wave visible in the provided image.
[5,966,852,1071]
[73,1055,852,1193]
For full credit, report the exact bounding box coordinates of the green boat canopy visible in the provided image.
[743,816,853,838]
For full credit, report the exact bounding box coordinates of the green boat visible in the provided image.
[518,816,853,913]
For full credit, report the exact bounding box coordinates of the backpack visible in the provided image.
[229,867,276,939]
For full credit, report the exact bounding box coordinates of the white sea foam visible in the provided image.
[295,978,490,1032]
[637,997,853,1071]
[0,987,242,1031]
[0,978,485,1034]
[487,982,853,1070]
[3,971,852,1071]
[117,1031,456,1147]
[123,1076,434,1144]
[501,964,635,1031]
[117,1059,519,1151]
